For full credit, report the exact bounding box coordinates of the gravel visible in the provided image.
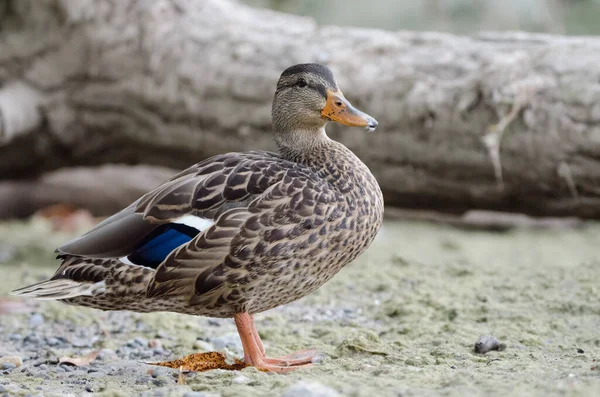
[2,219,600,396]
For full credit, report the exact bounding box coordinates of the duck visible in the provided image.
[12,63,384,373]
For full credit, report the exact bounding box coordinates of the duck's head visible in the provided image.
[272,63,377,146]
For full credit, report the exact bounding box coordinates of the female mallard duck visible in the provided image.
[13,63,384,373]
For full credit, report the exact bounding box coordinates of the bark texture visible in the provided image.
[1,0,600,218]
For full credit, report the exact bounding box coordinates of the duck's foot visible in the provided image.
[151,349,317,373]
[155,314,321,373]
[235,312,318,373]
[248,349,318,373]
[262,349,319,366]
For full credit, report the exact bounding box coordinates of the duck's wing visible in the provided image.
[57,151,293,268]
[23,150,346,306]
[145,161,345,302]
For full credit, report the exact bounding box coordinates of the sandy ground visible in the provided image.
[0,217,599,397]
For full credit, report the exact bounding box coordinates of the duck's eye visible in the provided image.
[297,78,307,88]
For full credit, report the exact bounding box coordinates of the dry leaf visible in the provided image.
[151,351,248,372]
[35,204,97,232]
[59,350,99,366]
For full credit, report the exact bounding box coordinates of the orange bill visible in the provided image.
[321,89,378,132]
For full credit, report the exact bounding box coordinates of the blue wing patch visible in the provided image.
[126,223,200,268]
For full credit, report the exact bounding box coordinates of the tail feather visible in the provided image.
[11,279,106,300]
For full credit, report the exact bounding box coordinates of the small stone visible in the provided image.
[8,333,22,341]
[210,333,242,352]
[59,363,74,372]
[97,348,117,361]
[29,313,45,328]
[151,366,171,378]
[577,348,585,354]
[153,347,164,355]
[282,382,340,397]
[474,335,506,354]
[151,378,168,387]
[46,337,60,346]
[85,382,94,392]
[0,385,6,393]
[232,375,250,384]
[193,340,214,352]
[24,333,41,344]
[127,337,147,348]
[1,363,16,370]
[0,356,23,368]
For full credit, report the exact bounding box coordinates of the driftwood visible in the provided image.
[1,0,600,219]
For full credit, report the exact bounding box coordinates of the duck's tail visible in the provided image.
[11,279,106,300]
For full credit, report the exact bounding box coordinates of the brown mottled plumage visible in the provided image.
[13,63,383,372]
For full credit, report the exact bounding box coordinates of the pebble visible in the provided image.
[24,333,41,344]
[0,385,6,393]
[232,375,251,384]
[151,378,168,387]
[0,356,23,368]
[210,333,242,352]
[97,348,117,361]
[127,337,148,347]
[1,362,16,370]
[193,340,214,352]
[46,337,60,346]
[59,363,74,372]
[29,313,45,328]
[153,347,165,355]
[282,382,340,397]
[474,335,506,354]
[151,366,172,378]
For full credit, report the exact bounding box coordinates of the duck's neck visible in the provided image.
[275,127,380,198]
[274,127,330,164]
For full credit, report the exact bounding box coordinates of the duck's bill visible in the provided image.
[321,89,378,132]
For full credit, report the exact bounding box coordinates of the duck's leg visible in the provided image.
[234,312,317,372]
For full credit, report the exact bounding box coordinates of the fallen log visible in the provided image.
[0,0,599,218]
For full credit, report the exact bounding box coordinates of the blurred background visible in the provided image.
[245,0,600,34]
